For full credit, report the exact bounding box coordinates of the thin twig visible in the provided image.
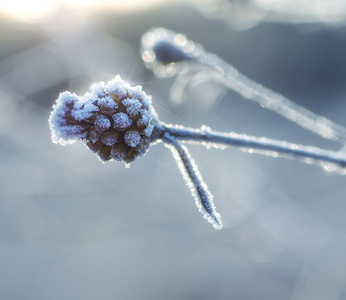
[162,132,223,229]
[141,28,346,144]
[200,53,346,144]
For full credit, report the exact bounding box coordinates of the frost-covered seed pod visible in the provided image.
[49,75,157,163]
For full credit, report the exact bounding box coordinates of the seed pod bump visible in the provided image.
[110,143,130,161]
[94,115,111,132]
[112,112,132,130]
[124,131,141,148]
[98,97,118,116]
[99,130,119,146]
[98,146,112,161]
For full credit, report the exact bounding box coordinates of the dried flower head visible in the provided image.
[49,75,157,163]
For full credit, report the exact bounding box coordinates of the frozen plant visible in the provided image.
[49,76,346,230]
[141,27,346,146]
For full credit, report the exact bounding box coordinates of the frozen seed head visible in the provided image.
[141,27,203,77]
[49,75,157,163]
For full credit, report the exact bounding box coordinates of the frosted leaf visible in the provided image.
[94,115,111,131]
[124,131,141,148]
[112,112,132,130]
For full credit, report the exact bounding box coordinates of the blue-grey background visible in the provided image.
[1,1,346,299]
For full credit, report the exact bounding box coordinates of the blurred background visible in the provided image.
[2,0,346,299]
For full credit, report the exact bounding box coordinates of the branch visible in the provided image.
[141,28,346,144]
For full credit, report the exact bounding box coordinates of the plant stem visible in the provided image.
[162,132,222,229]
[198,53,346,144]
[162,124,346,170]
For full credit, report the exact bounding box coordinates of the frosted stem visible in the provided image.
[162,132,223,230]
[162,124,346,171]
[199,53,346,144]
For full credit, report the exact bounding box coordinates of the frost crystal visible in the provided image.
[49,75,156,163]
